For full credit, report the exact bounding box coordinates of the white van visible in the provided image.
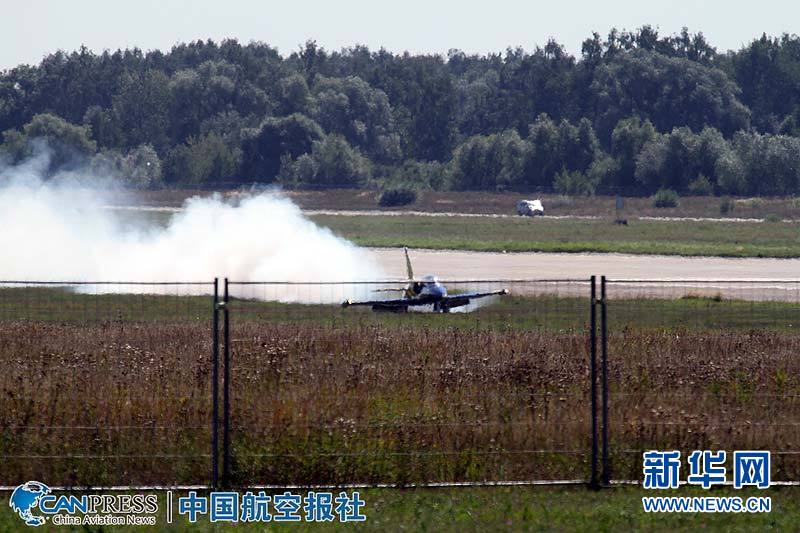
[516,199,544,216]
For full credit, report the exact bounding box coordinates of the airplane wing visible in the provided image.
[439,289,508,308]
[342,294,438,308]
[344,248,508,312]
[371,287,406,293]
[342,290,507,309]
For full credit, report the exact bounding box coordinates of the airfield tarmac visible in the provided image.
[372,248,800,279]
[372,248,800,300]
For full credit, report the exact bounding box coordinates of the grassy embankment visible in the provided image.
[114,194,800,258]
[311,214,800,257]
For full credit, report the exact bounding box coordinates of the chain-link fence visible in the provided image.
[3,276,797,489]
[604,279,800,485]
[223,279,592,486]
[0,280,216,487]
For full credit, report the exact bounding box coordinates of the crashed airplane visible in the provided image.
[342,247,508,313]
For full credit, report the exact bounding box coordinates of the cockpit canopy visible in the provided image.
[418,274,446,297]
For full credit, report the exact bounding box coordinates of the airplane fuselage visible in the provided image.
[386,276,458,313]
[410,276,447,299]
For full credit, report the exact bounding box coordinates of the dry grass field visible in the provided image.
[2,289,799,487]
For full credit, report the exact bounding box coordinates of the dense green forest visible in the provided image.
[3,26,800,196]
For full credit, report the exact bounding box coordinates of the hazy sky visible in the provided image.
[2,0,798,70]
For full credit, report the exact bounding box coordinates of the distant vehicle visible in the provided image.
[342,247,508,313]
[517,199,544,216]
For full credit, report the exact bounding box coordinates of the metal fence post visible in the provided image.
[211,278,219,489]
[222,278,231,487]
[601,275,609,486]
[590,275,598,489]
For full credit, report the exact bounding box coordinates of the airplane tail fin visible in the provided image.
[404,246,414,280]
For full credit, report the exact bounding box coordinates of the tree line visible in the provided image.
[2,26,800,196]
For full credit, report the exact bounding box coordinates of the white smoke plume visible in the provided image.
[0,145,384,302]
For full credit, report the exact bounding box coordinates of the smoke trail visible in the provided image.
[0,145,384,302]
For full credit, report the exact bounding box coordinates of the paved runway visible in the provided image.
[370,248,800,301]
[371,248,800,280]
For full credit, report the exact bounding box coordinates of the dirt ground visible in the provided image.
[121,188,800,220]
